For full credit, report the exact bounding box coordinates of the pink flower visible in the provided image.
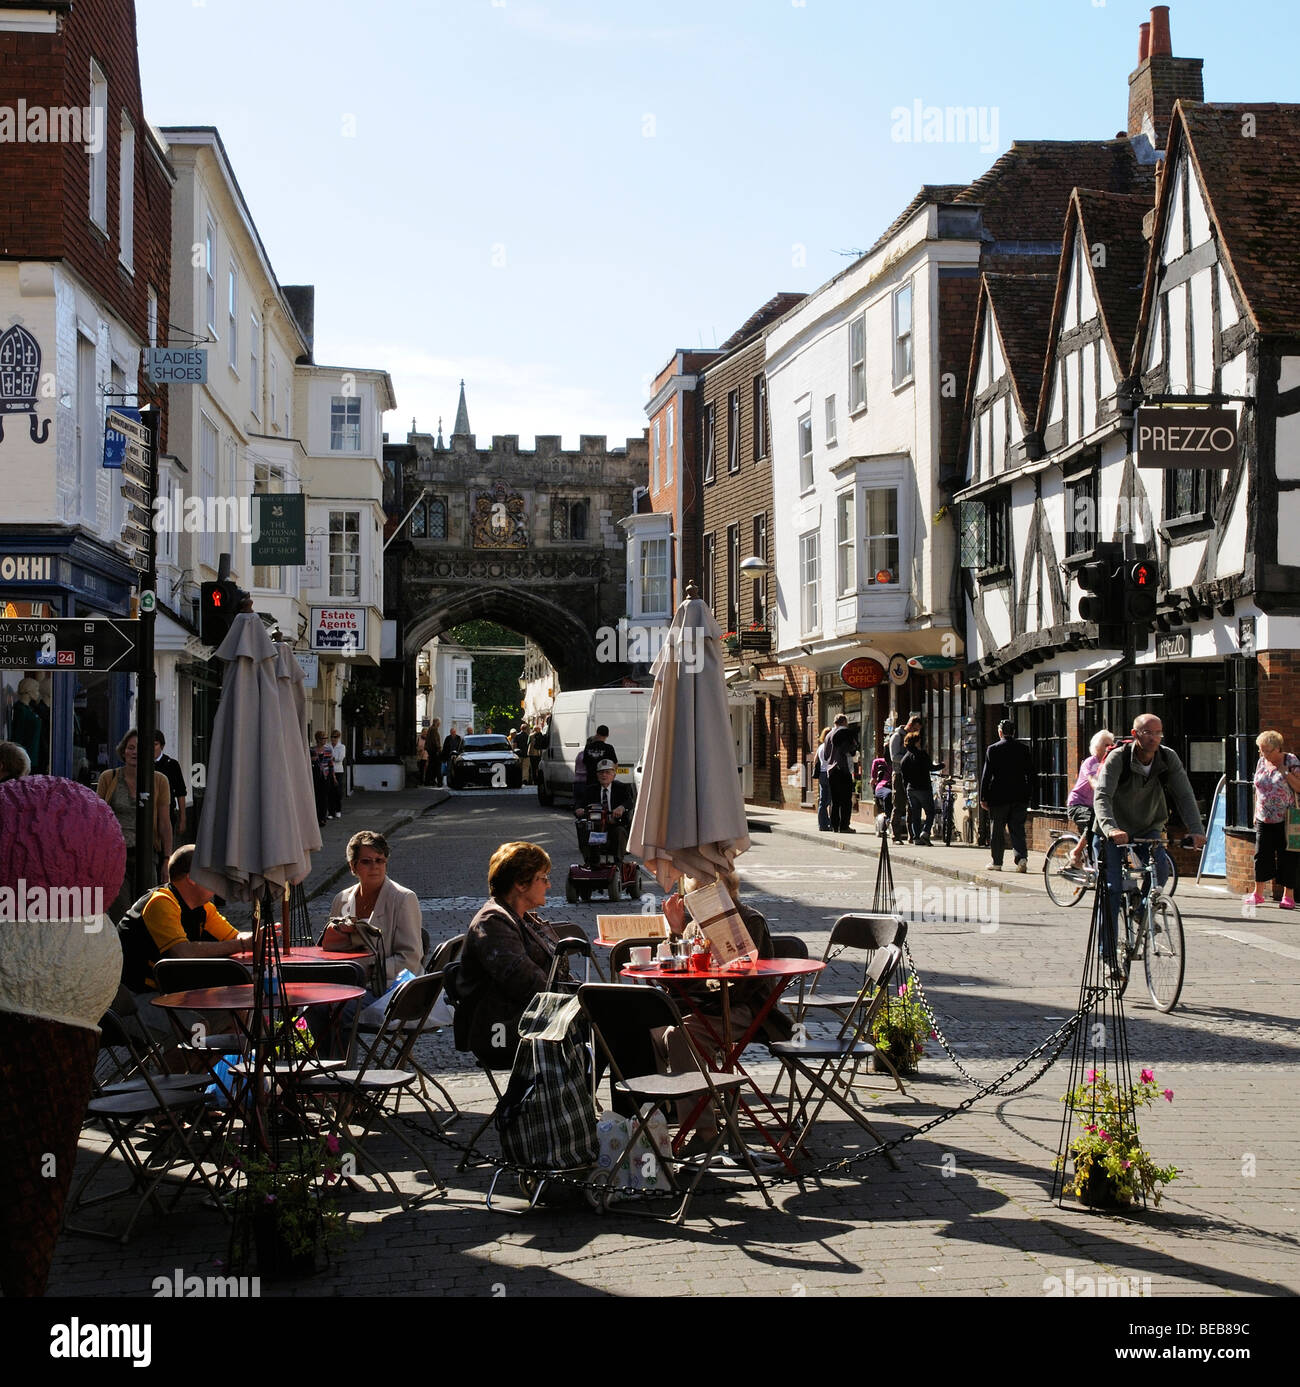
[1100,1130,1110,1142]
[930,1030,938,1039]
[264,1193,277,1205]
[295,1016,308,1031]
[1140,1068,1154,1083]
[325,1134,340,1155]
[1121,1160,1131,1170]
[1084,1124,1097,1135]
[1163,1089,1174,1103]
[1085,1069,1097,1083]
[325,1171,338,1185]
[898,983,906,997]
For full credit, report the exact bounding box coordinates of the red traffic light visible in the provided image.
[1130,562,1153,587]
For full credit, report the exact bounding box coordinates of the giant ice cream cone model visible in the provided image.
[0,776,126,1296]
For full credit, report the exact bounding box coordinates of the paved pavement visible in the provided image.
[46,782,1300,1316]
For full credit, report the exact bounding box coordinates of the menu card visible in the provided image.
[596,913,668,943]
[682,881,757,967]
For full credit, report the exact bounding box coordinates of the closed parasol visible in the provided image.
[191,612,319,900]
[626,595,750,889]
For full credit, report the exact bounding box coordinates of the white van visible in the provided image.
[536,687,652,806]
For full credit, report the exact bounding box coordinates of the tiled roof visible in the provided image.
[983,274,1058,423]
[1071,189,1152,371]
[865,185,968,257]
[1176,103,1300,336]
[716,292,809,353]
[954,139,1156,242]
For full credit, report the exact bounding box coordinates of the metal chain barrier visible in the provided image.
[900,940,1073,1096]
[378,984,1095,1201]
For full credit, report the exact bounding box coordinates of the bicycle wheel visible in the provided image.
[1144,896,1185,1012]
[1152,844,1179,897]
[941,799,954,846]
[1044,836,1086,906]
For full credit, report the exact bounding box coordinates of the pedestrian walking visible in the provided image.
[1249,730,1300,908]
[827,714,860,833]
[426,718,443,785]
[900,730,943,844]
[442,724,463,785]
[311,731,334,826]
[527,721,546,786]
[890,715,921,843]
[980,717,1035,872]
[815,726,832,831]
[328,730,347,817]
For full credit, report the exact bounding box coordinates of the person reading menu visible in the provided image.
[655,865,793,1148]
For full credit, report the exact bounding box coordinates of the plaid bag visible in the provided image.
[495,991,597,1173]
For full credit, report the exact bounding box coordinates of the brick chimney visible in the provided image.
[1127,6,1203,150]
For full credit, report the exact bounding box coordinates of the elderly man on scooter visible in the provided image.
[574,759,636,866]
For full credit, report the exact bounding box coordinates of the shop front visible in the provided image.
[0,535,136,782]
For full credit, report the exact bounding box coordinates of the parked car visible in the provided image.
[448,734,523,790]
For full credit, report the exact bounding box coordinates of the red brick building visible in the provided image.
[0,0,173,779]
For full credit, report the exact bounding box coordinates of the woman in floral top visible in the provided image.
[1250,730,1300,908]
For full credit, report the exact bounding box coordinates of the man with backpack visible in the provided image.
[1094,714,1205,954]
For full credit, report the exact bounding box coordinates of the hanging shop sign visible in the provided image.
[888,653,909,686]
[310,605,365,653]
[1135,406,1238,469]
[143,347,208,385]
[1033,670,1061,698]
[907,654,958,671]
[839,657,885,690]
[251,493,306,566]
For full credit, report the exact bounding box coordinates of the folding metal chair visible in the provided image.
[796,913,907,1025]
[151,956,252,1058]
[578,982,774,1223]
[769,945,904,1167]
[294,972,449,1205]
[66,1011,228,1243]
[607,936,670,980]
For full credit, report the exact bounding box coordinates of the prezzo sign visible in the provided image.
[310,606,365,653]
[1135,407,1238,469]
[1155,628,1192,660]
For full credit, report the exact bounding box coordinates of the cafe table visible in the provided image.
[620,956,824,1172]
[230,944,371,966]
[153,982,366,1149]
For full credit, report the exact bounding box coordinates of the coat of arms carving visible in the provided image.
[472,480,527,549]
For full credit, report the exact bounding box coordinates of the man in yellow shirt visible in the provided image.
[140,846,251,988]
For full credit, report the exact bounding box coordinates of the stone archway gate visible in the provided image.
[394,428,650,690]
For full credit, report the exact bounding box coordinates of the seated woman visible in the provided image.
[656,865,793,1143]
[455,841,584,1068]
[317,831,424,1047]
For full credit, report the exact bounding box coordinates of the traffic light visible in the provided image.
[1076,542,1123,648]
[1124,560,1158,624]
[200,579,246,647]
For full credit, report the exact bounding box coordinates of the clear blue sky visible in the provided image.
[135,0,1298,450]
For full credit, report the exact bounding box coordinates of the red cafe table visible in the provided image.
[152,982,365,1059]
[620,956,824,1171]
[230,944,371,966]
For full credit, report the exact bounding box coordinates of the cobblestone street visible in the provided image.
[47,787,1300,1307]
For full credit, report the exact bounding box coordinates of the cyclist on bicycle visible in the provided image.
[1093,714,1205,963]
[1065,729,1116,868]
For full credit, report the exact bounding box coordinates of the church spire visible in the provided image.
[436,415,444,450]
[452,379,471,438]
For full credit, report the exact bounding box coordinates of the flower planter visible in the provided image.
[1075,1167,1125,1210]
[251,1207,320,1281]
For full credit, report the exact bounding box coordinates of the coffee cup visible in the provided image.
[629,945,652,967]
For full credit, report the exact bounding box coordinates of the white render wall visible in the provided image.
[766,204,973,662]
